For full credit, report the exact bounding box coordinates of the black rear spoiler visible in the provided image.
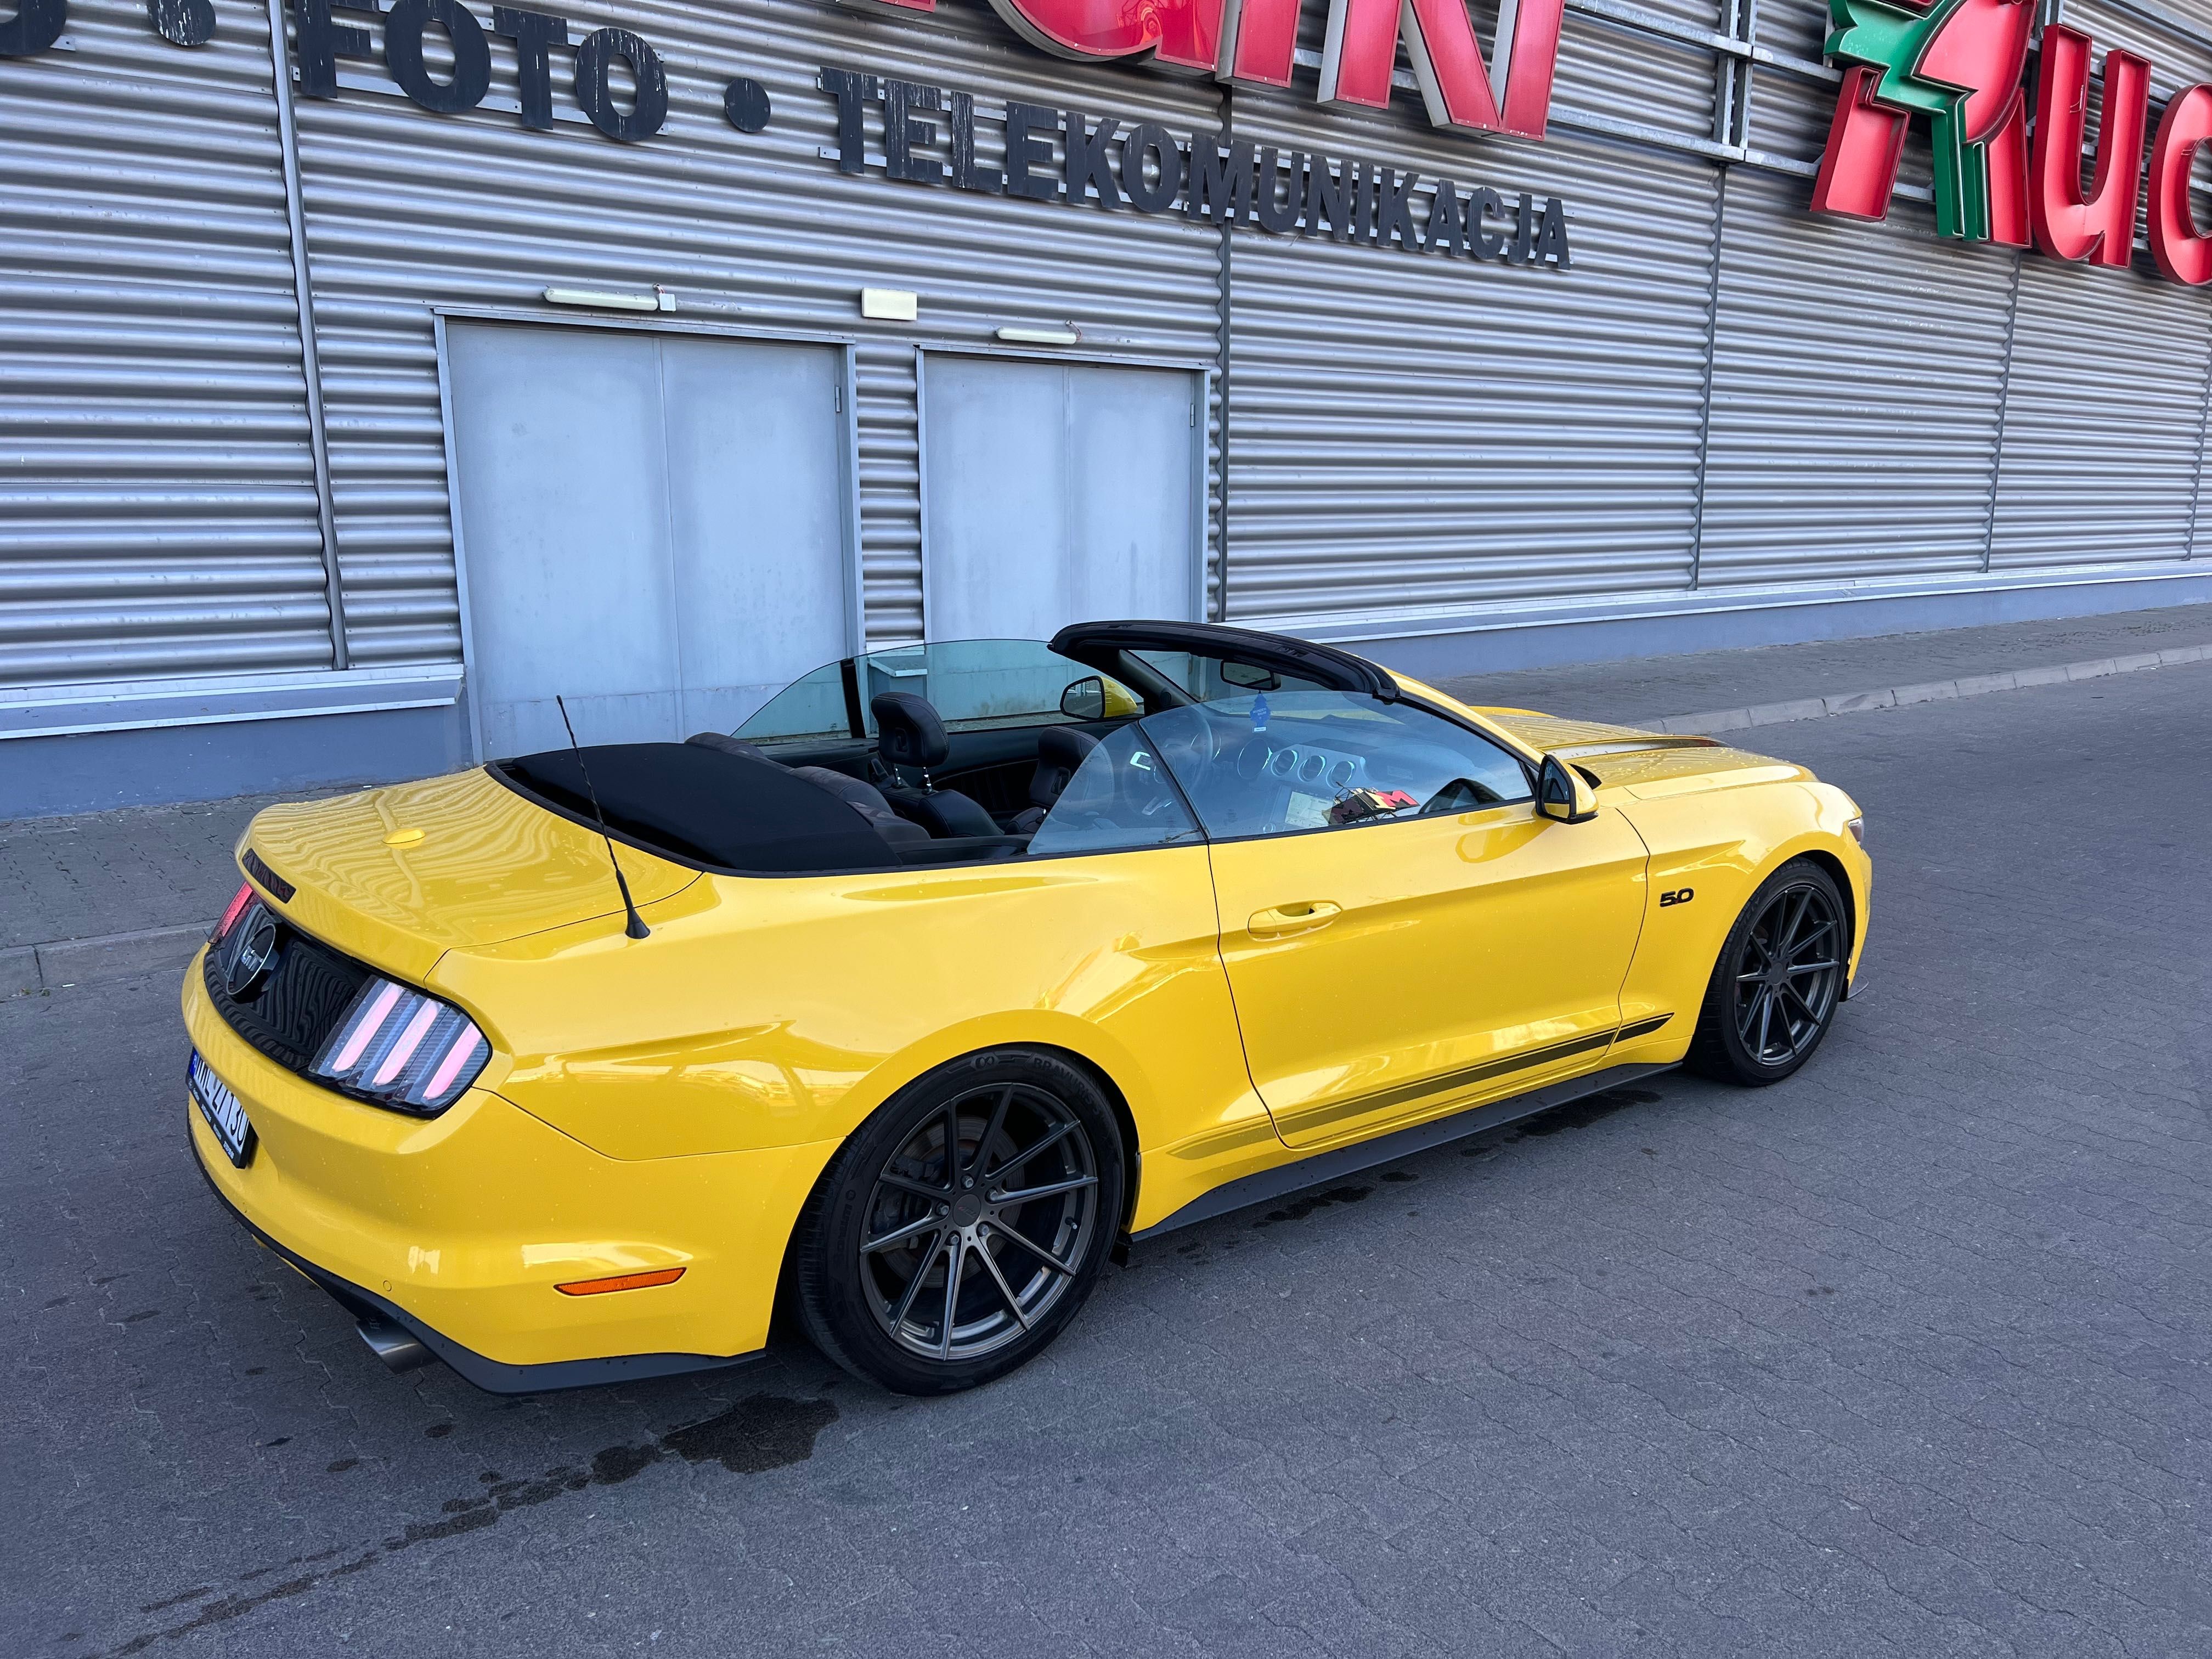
[1048,620,1401,702]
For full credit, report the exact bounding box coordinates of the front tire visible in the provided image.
[791,1047,1124,1395]
[1686,858,1848,1086]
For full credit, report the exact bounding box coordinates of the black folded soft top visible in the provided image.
[494,742,902,874]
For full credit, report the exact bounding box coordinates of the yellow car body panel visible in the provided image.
[425,844,1274,1228]
[1206,802,1650,1149]
[184,958,836,1365]
[1607,768,1870,1063]
[245,769,701,980]
[184,654,1870,1388]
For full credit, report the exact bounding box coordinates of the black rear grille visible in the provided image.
[204,907,372,1076]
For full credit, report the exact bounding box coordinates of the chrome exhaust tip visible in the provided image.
[358,1314,433,1373]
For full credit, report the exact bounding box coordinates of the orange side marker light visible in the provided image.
[555,1267,686,1296]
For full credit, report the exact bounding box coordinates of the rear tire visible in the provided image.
[791,1047,1124,1396]
[1686,858,1848,1086]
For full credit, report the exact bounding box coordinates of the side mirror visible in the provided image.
[1535,754,1599,823]
[1059,675,1141,721]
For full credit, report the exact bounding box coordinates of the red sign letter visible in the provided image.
[981,0,1225,70]
[2029,26,2151,267]
[1811,67,1909,222]
[2149,83,2212,285]
[1217,0,1301,86]
[1316,0,1564,139]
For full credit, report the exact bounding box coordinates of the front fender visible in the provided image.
[1611,776,1870,1058]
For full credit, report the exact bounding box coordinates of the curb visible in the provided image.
[4,922,208,997]
[1646,642,2210,737]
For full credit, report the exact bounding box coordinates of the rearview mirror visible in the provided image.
[1220,660,1280,690]
[1535,754,1599,823]
[1060,675,1141,721]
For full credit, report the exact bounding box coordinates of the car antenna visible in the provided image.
[555,694,650,940]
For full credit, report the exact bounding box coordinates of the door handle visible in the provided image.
[1248,900,1342,936]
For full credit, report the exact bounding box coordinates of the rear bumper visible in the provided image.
[182,952,837,1389]
[190,1139,755,1394]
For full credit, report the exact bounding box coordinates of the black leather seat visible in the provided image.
[1009,726,1100,834]
[791,766,931,848]
[687,731,929,850]
[869,692,1002,839]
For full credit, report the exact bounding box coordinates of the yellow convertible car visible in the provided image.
[184,622,1869,1396]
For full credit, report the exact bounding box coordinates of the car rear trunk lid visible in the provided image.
[237,768,700,982]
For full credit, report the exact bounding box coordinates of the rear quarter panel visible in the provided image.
[427,843,1271,1232]
[184,961,828,1365]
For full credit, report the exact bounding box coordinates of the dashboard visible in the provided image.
[1233,740,1373,830]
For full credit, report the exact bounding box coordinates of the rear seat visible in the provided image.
[685,732,930,849]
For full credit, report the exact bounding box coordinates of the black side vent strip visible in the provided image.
[1276,1014,1673,1141]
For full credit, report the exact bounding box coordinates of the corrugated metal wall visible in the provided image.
[1989,0,2212,569]
[4,0,2210,714]
[1222,0,1723,628]
[0,0,335,684]
[1698,171,2016,583]
[284,0,1223,659]
[1224,121,1722,623]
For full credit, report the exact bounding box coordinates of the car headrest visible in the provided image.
[871,691,951,771]
[1030,725,1101,808]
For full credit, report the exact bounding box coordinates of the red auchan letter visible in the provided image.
[1217,0,1301,86]
[981,0,1225,70]
[2029,25,2151,267]
[1811,67,1909,221]
[1983,95,2029,245]
[1316,0,1564,139]
[2149,83,2212,284]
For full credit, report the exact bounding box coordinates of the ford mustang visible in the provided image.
[183,621,1869,1396]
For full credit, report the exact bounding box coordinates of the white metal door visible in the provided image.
[445,321,853,757]
[922,356,1201,641]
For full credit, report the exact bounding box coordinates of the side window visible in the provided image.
[1026,724,1204,857]
[1144,692,1531,840]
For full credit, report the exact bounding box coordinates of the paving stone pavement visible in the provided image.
[3,658,2208,1659]
[0,790,311,951]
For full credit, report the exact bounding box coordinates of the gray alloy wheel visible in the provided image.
[792,1047,1124,1395]
[1689,858,1848,1085]
[859,1080,1099,1362]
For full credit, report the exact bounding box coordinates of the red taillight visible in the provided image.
[312,975,491,1115]
[212,880,255,944]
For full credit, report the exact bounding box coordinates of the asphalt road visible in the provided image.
[6,661,2208,1658]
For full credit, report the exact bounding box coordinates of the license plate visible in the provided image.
[189,1052,256,1168]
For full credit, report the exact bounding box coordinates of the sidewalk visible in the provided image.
[7,600,2210,994]
[1426,600,2212,724]
[1,788,308,992]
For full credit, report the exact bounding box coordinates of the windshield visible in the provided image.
[734,638,1121,744]
[1138,692,1532,839]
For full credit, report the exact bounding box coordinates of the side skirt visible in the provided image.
[1131,1061,1679,1242]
